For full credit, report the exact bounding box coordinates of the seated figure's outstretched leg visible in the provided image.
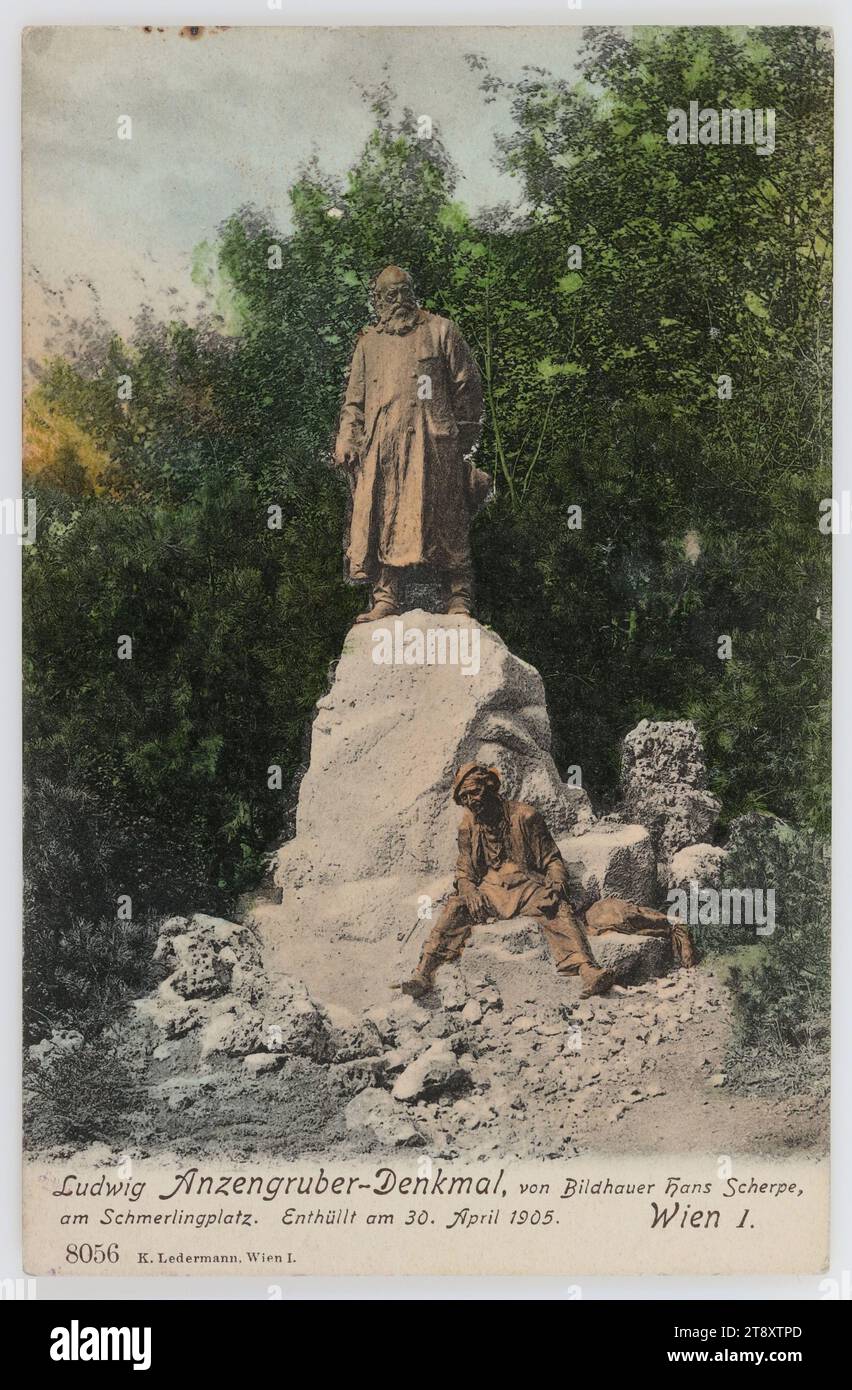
[583,898,698,968]
[535,900,615,997]
[669,920,698,967]
[398,896,473,998]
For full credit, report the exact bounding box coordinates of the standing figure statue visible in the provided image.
[334,265,491,623]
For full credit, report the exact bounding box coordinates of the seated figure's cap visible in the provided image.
[452,762,501,804]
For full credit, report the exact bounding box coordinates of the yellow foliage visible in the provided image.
[23,390,113,494]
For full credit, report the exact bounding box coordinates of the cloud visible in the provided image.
[23,25,583,360]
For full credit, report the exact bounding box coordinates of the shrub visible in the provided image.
[24,1034,144,1148]
[715,814,829,1070]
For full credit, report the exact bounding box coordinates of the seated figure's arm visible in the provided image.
[453,819,490,921]
[454,817,479,893]
[528,809,571,896]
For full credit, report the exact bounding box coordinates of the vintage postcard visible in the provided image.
[21,24,831,1277]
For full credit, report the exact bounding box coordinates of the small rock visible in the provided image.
[168,934,230,1001]
[329,1056,385,1096]
[134,984,205,1040]
[150,1076,215,1112]
[668,843,728,897]
[461,1000,482,1025]
[168,1092,196,1113]
[345,1089,425,1147]
[330,1016,384,1063]
[438,972,467,1011]
[261,975,332,1060]
[381,1045,417,1074]
[200,1005,264,1059]
[392,1043,471,1103]
[422,1013,454,1040]
[243,1053,283,1075]
[28,1029,84,1067]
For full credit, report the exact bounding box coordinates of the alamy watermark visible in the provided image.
[667,882,776,936]
[819,493,852,534]
[372,620,480,677]
[667,102,775,156]
[1,497,36,545]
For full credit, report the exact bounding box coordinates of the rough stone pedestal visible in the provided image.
[253,611,594,1010]
[441,917,672,1016]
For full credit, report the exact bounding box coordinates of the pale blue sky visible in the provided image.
[22,25,587,364]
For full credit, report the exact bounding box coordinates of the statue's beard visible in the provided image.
[471,792,503,825]
[379,302,419,334]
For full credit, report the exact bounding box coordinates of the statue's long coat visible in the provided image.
[334,310,485,580]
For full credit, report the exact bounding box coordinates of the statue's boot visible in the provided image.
[354,599,399,625]
[671,922,698,968]
[579,964,615,998]
[397,973,433,999]
[394,945,440,998]
[354,565,401,625]
[441,564,474,618]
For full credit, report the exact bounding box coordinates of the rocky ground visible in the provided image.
[24,636,829,1165]
[27,909,826,1163]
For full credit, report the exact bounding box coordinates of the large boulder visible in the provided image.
[668,843,728,898]
[622,719,710,791]
[558,824,657,909]
[620,719,720,864]
[253,611,593,1009]
[283,611,591,877]
[152,914,265,998]
[261,976,333,1060]
[724,811,797,867]
[134,912,332,1065]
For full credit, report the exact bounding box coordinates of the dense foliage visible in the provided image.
[23,27,831,1047]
